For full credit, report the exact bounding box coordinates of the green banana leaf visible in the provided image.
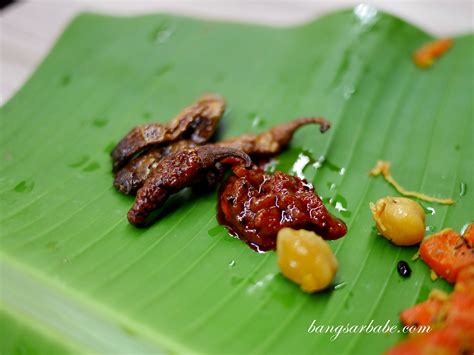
[1,7,472,354]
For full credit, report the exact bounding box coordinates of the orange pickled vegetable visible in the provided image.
[419,229,474,283]
[413,38,453,68]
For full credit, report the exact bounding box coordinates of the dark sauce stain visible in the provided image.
[68,155,89,168]
[60,75,71,86]
[208,225,222,237]
[14,180,34,193]
[82,161,100,172]
[92,118,108,128]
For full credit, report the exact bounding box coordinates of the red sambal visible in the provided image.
[218,165,347,251]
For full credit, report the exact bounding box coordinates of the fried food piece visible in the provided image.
[218,165,347,251]
[400,289,449,330]
[277,228,338,293]
[111,94,225,171]
[128,146,251,226]
[369,161,455,204]
[389,266,474,355]
[387,325,473,355]
[114,140,198,195]
[413,38,453,69]
[217,117,330,156]
[419,229,474,283]
[463,223,474,248]
[370,197,425,246]
[115,116,331,195]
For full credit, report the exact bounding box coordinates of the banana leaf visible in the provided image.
[1,7,473,354]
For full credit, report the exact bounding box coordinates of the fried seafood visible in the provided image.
[217,117,330,156]
[128,146,251,226]
[111,94,225,171]
[115,116,331,195]
[114,140,198,195]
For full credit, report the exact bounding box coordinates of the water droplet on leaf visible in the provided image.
[208,225,222,237]
[69,155,89,168]
[354,4,378,26]
[60,75,71,86]
[92,118,108,128]
[14,180,34,193]
[150,23,174,43]
[343,85,356,99]
[82,161,100,172]
[291,152,311,179]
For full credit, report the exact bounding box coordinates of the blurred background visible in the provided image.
[1,0,473,105]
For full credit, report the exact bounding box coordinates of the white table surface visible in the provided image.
[1,0,473,106]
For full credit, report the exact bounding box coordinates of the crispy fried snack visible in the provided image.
[128,146,251,226]
[115,117,331,195]
[420,229,474,283]
[463,223,474,248]
[388,266,474,355]
[114,140,198,195]
[217,117,330,156]
[111,94,225,171]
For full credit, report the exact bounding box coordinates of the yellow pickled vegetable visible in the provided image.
[277,228,338,293]
[370,196,425,246]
